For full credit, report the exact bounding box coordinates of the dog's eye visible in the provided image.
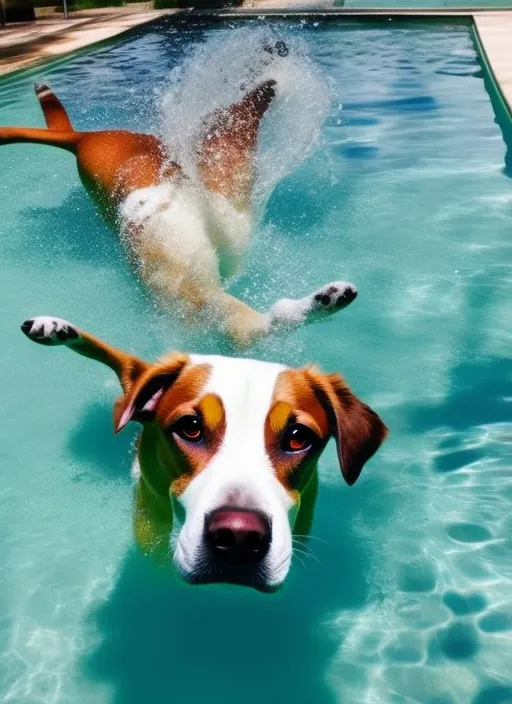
[281,424,317,453]
[173,415,204,443]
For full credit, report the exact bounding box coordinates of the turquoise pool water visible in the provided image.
[1,18,512,704]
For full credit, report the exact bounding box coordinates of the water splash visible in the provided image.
[156,26,332,212]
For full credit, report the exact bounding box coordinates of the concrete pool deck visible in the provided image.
[0,4,511,118]
[473,13,512,115]
[0,6,171,75]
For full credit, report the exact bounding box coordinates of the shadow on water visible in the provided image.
[17,189,123,266]
[68,403,138,483]
[403,269,512,437]
[79,474,380,704]
[477,38,512,181]
[405,354,512,436]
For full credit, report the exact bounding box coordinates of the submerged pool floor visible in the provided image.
[0,18,511,704]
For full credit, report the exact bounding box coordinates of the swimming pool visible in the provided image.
[1,17,512,704]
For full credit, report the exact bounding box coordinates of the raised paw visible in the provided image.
[311,281,357,313]
[21,316,79,345]
[266,280,357,332]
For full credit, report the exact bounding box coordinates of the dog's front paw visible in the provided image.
[21,316,79,345]
[311,281,357,314]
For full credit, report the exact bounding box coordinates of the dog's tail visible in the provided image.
[0,84,81,153]
[35,83,74,131]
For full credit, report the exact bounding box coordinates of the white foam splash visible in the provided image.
[156,26,332,213]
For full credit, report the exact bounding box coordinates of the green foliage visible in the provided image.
[68,0,125,10]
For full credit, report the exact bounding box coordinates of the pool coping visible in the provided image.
[472,14,512,121]
[1,7,511,129]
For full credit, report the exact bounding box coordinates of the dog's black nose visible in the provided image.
[205,509,271,566]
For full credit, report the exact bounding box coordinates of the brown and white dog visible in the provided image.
[22,315,387,591]
[1,68,357,347]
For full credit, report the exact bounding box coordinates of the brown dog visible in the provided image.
[22,314,387,590]
[2,70,357,345]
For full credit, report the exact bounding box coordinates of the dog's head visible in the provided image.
[115,353,387,592]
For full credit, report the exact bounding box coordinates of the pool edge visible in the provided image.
[472,17,512,124]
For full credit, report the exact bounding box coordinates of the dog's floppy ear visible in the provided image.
[311,371,388,486]
[113,354,188,434]
[327,373,388,485]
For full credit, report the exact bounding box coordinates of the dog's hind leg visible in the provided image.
[159,274,269,347]
[197,79,277,209]
[213,280,358,346]
[173,276,357,347]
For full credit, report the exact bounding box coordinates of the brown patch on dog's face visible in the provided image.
[265,369,330,494]
[142,362,227,496]
[163,391,227,497]
[266,366,388,491]
[154,362,212,427]
[113,356,227,496]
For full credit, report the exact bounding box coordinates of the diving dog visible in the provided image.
[1,71,357,346]
[22,315,387,591]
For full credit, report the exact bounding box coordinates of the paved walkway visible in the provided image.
[0,6,170,75]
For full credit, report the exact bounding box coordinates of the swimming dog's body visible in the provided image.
[22,315,387,591]
[1,76,357,346]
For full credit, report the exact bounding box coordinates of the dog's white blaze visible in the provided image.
[173,355,294,586]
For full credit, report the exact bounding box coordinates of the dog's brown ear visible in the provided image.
[113,354,188,434]
[313,372,388,486]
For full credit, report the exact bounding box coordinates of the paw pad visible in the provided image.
[315,294,331,305]
[312,282,357,312]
